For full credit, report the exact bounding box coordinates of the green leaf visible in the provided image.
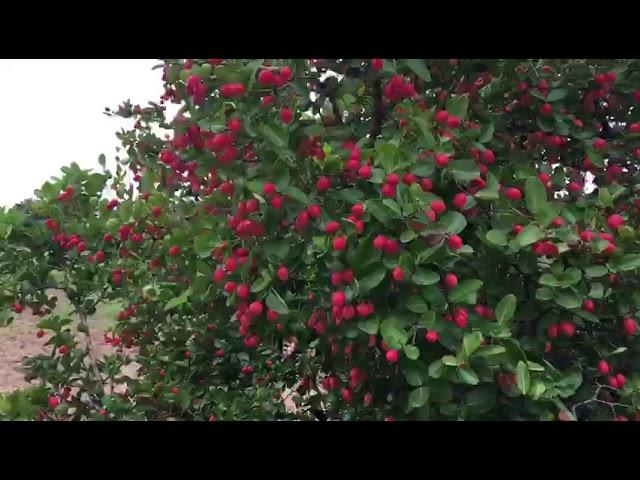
[407,296,429,313]
[164,289,192,311]
[251,275,271,293]
[283,186,308,204]
[193,233,220,258]
[474,189,500,201]
[412,116,436,150]
[536,287,554,301]
[525,177,548,214]
[547,88,567,102]
[333,188,364,204]
[404,345,420,360]
[539,273,560,287]
[265,290,289,314]
[478,123,494,143]
[357,317,379,335]
[495,294,517,325]
[409,386,430,408]
[446,95,469,119]
[554,291,581,310]
[612,254,640,272]
[442,355,458,366]
[451,159,480,182]
[380,317,409,349]
[366,200,393,225]
[439,212,467,234]
[463,331,483,357]
[516,225,542,247]
[486,229,507,246]
[458,367,479,385]
[530,379,546,400]
[449,279,483,304]
[475,345,506,357]
[400,230,418,243]
[405,59,431,82]
[262,123,289,150]
[516,361,530,394]
[411,268,440,286]
[428,359,445,378]
[403,363,427,386]
[589,282,604,299]
[358,267,387,294]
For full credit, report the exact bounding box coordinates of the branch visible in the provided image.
[77,307,105,394]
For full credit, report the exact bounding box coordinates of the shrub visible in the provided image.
[2,59,640,421]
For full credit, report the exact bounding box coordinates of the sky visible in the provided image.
[0,59,169,207]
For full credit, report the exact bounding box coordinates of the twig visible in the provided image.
[77,307,105,394]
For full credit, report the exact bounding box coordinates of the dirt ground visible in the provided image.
[0,296,124,393]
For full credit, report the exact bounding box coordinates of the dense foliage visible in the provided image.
[3,59,640,420]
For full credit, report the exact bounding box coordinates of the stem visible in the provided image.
[77,307,105,394]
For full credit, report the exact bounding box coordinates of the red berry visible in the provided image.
[236,284,250,299]
[257,69,275,86]
[447,234,463,250]
[371,59,384,71]
[559,321,576,337]
[317,176,331,192]
[168,245,181,257]
[435,153,450,167]
[430,200,446,214]
[325,221,341,234]
[597,360,610,376]
[48,396,60,409]
[280,107,294,124]
[623,318,638,336]
[392,267,404,282]
[607,214,624,230]
[582,299,595,313]
[307,204,321,218]
[249,301,263,316]
[547,324,559,339]
[434,110,449,124]
[351,203,365,218]
[171,387,180,395]
[539,103,553,116]
[263,182,277,196]
[504,187,522,201]
[36,329,45,338]
[593,138,606,150]
[341,388,354,403]
[425,330,439,343]
[444,273,458,289]
[332,291,346,307]
[453,193,468,210]
[373,235,387,250]
[386,349,399,363]
[277,265,289,281]
[332,236,347,251]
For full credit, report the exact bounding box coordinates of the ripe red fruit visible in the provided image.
[58,345,69,355]
[386,349,399,363]
[277,265,289,281]
[607,214,624,230]
[481,149,495,164]
[325,221,341,234]
[184,351,192,359]
[371,59,383,71]
[559,321,576,337]
[341,270,354,284]
[446,115,461,128]
[513,224,524,234]
[307,204,321,218]
[551,217,564,228]
[266,309,279,322]
[356,303,371,318]
[236,284,250,299]
[430,200,446,214]
[373,235,386,250]
[444,273,458,289]
[257,69,275,86]
[435,153,450,167]
[616,373,626,387]
[539,103,553,116]
[383,238,399,254]
[168,245,181,257]
[593,138,606,150]
[171,387,180,395]
[11,303,23,314]
[220,83,245,97]
[36,329,45,338]
[332,236,347,251]
[447,234,463,250]
[453,193,468,210]
[608,376,620,389]
[332,291,346,307]
[262,182,277,196]
[628,122,640,134]
[270,195,283,209]
[249,301,263,316]
[341,388,354,403]
[280,107,294,124]
[504,187,522,201]
[358,164,372,179]
[351,203,365,218]
[623,317,638,335]
[381,183,396,197]
[48,396,60,409]
[582,299,595,313]
[434,110,449,124]
[547,324,559,339]
[425,330,439,343]
[224,281,237,294]
[316,176,331,192]
[597,360,610,376]
[392,267,404,282]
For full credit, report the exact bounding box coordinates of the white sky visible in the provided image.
[0,59,169,207]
